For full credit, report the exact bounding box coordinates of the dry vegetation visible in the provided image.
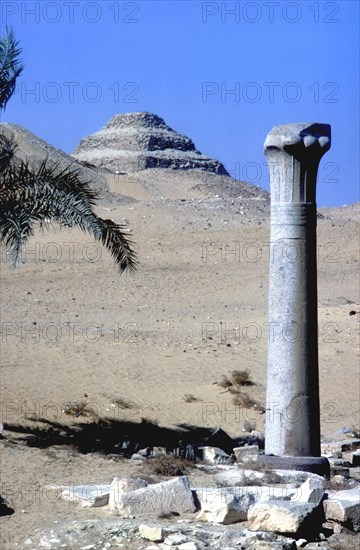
[63,401,99,419]
[111,397,136,409]
[145,455,195,477]
[183,393,201,403]
[215,370,265,413]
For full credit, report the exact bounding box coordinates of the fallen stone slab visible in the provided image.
[206,427,235,455]
[233,445,259,463]
[130,453,146,461]
[214,468,324,487]
[199,446,232,464]
[110,476,196,516]
[197,487,255,524]
[46,484,110,507]
[248,501,322,536]
[290,476,325,506]
[324,487,360,531]
[194,484,298,504]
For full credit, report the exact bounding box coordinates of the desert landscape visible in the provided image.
[0,114,359,549]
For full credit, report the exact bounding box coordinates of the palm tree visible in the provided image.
[0,28,137,273]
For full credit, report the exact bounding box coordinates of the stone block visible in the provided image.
[197,487,254,524]
[109,477,147,510]
[233,445,259,463]
[324,487,360,531]
[248,501,320,535]
[139,524,164,542]
[110,476,196,516]
[290,476,325,506]
[199,446,232,464]
[164,533,190,545]
[55,484,110,507]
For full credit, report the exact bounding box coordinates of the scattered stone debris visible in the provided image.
[4,427,360,549]
[321,439,360,455]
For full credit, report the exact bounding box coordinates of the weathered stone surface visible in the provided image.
[109,477,147,510]
[234,445,259,463]
[195,485,298,505]
[72,112,229,176]
[130,453,146,461]
[214,467,324,487]
[199,446,232,464]
[248,501,318,534]
[111,477,148,493]
[197,487,255,524]
[110,476,196,516]
[214,467,265,486]
[290,476,325,506]
[139,524,164,542]
[48,484,110,507]
[164,533,190,545]
[324,487,360,531]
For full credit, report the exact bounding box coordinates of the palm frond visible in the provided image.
[0,134,16,173]
[96,217,138,273]
[0,203,34,265]
[0,138,138,272]
[0,27,24,110]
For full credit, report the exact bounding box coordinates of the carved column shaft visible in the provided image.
[261,123,331,474]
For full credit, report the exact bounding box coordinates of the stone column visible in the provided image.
[259,123,331,476]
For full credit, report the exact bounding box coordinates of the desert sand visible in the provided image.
[0,126,359,548]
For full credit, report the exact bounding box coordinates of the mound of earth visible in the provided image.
[0,123,128,204]
[72,112,230,175]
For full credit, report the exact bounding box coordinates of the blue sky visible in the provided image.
[1,0,359,206]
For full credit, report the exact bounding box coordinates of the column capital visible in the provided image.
[264,122,331,157]
[264,123,331,206]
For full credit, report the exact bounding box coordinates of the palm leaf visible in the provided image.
[0,135,138,272]
[0,27,24,111]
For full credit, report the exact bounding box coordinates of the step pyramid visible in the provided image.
[72,112,229,176]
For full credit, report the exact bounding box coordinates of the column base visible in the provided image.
[257,454,330,478]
